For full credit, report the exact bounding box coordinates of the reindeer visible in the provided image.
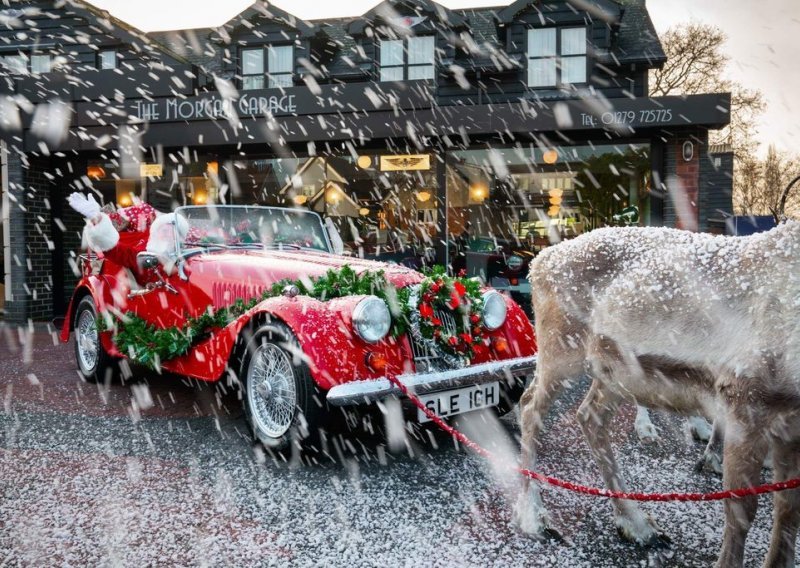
[514,189,800,567]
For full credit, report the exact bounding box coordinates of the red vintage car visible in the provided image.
[61,205,537,450]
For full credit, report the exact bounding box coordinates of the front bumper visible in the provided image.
[326,355,537,407]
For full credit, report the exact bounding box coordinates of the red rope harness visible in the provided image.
[386,376,800,502]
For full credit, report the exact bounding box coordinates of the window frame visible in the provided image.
[240,45,294,91]
[97,49,117,70]
[378,35,436,82]
[526,26,588,88]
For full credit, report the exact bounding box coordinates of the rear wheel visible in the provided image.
[238,322,324,452]
[73,296,117,384]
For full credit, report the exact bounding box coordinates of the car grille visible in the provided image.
[409,309,458,372]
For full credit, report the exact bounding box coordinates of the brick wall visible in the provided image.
[4,151,56,323]
[699,149,734,232]
[663,130,708,230]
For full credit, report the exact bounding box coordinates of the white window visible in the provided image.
[267,45,293,88]
[380,36,434,82]
[241,46,293,90]
[98,50,117,70]
[1,54,27,75]
[31,54,51,74]
[527,27,587,87]
[242,48,264,90]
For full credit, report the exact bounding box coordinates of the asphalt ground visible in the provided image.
[0,323,788,567]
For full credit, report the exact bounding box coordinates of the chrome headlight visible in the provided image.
[352,296,391,343]
[482,290,507,330]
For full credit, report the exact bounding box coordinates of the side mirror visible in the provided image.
[137,252,160,270]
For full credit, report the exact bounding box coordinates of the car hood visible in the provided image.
[185,249,425,291]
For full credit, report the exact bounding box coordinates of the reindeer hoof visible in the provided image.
[694,452,723,476]
[644,532,672,549]
[635,419,660,444]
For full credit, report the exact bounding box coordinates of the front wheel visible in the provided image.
[238,322,324,452]
[73,296,118,384]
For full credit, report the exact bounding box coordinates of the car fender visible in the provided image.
[161,294,410,388]
[61,273,128,357]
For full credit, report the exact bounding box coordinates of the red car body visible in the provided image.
[61,206,537,449]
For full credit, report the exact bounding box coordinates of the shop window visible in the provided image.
[98,49,117,70]
[232,153,438,268]
[527,27,586,87]
[379,36,435,81]
[446,144,650,315]
[241,45,293,90]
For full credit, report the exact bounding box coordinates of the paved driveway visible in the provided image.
[0,324,785,566]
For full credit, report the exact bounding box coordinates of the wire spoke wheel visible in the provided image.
[76,308,99,372]
[246,341,298,439]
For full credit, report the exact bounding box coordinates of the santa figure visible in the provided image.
[68,192,187,281]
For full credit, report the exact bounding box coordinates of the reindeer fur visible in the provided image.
[515,223,800,567]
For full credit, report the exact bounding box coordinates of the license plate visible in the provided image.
[417,382,499,423]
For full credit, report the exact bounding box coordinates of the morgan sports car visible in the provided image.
[61,205,537,450]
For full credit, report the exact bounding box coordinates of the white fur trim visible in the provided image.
[84,214,119,252]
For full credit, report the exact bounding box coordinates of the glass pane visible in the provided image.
[408,36,434,65]
[408,64,434,80]
[528,28,556,57]
[268,45,292,74]
[380,40,403,66]
[380,66,403,82]
[528,58,556,87]
[31,54,51,74]
[561,28,586,56]
[3,55,27,74]
[268,73,293,88]
[242,49,264,75]
[99,50,116,70]
[243,75,265,90]
[561,56,587,84]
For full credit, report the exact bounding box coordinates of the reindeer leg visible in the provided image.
[696,417,725,476]
[688,415,713,442]
[715,415,769,568]
[635,405,660,443]
[513,362,570,540]
[577,379,670,547]
[763,440,800,568]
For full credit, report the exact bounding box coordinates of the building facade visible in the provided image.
[0,0,732,323]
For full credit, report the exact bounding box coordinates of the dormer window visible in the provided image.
[0,53,51,75]
[527,27,587,88]
[31,54,51,74]
[242,45,294,90]
[379,36,435,81]
[98,49,117,70]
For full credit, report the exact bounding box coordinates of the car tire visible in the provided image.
[238,321,324,453]
[73,296,118,384]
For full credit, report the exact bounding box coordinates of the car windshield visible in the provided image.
[175,205,331,254]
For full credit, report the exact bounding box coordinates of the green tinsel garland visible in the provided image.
[100,265,484,371]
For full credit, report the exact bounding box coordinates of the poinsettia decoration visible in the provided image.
[99,265,489,371]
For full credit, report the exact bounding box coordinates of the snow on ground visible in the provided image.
[0,331,789,567]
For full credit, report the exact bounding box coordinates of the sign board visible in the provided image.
[380,154,431,171]
[140,163,163,177]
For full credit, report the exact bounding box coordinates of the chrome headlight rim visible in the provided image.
[352,295,391,343]
[482,290,507,331]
